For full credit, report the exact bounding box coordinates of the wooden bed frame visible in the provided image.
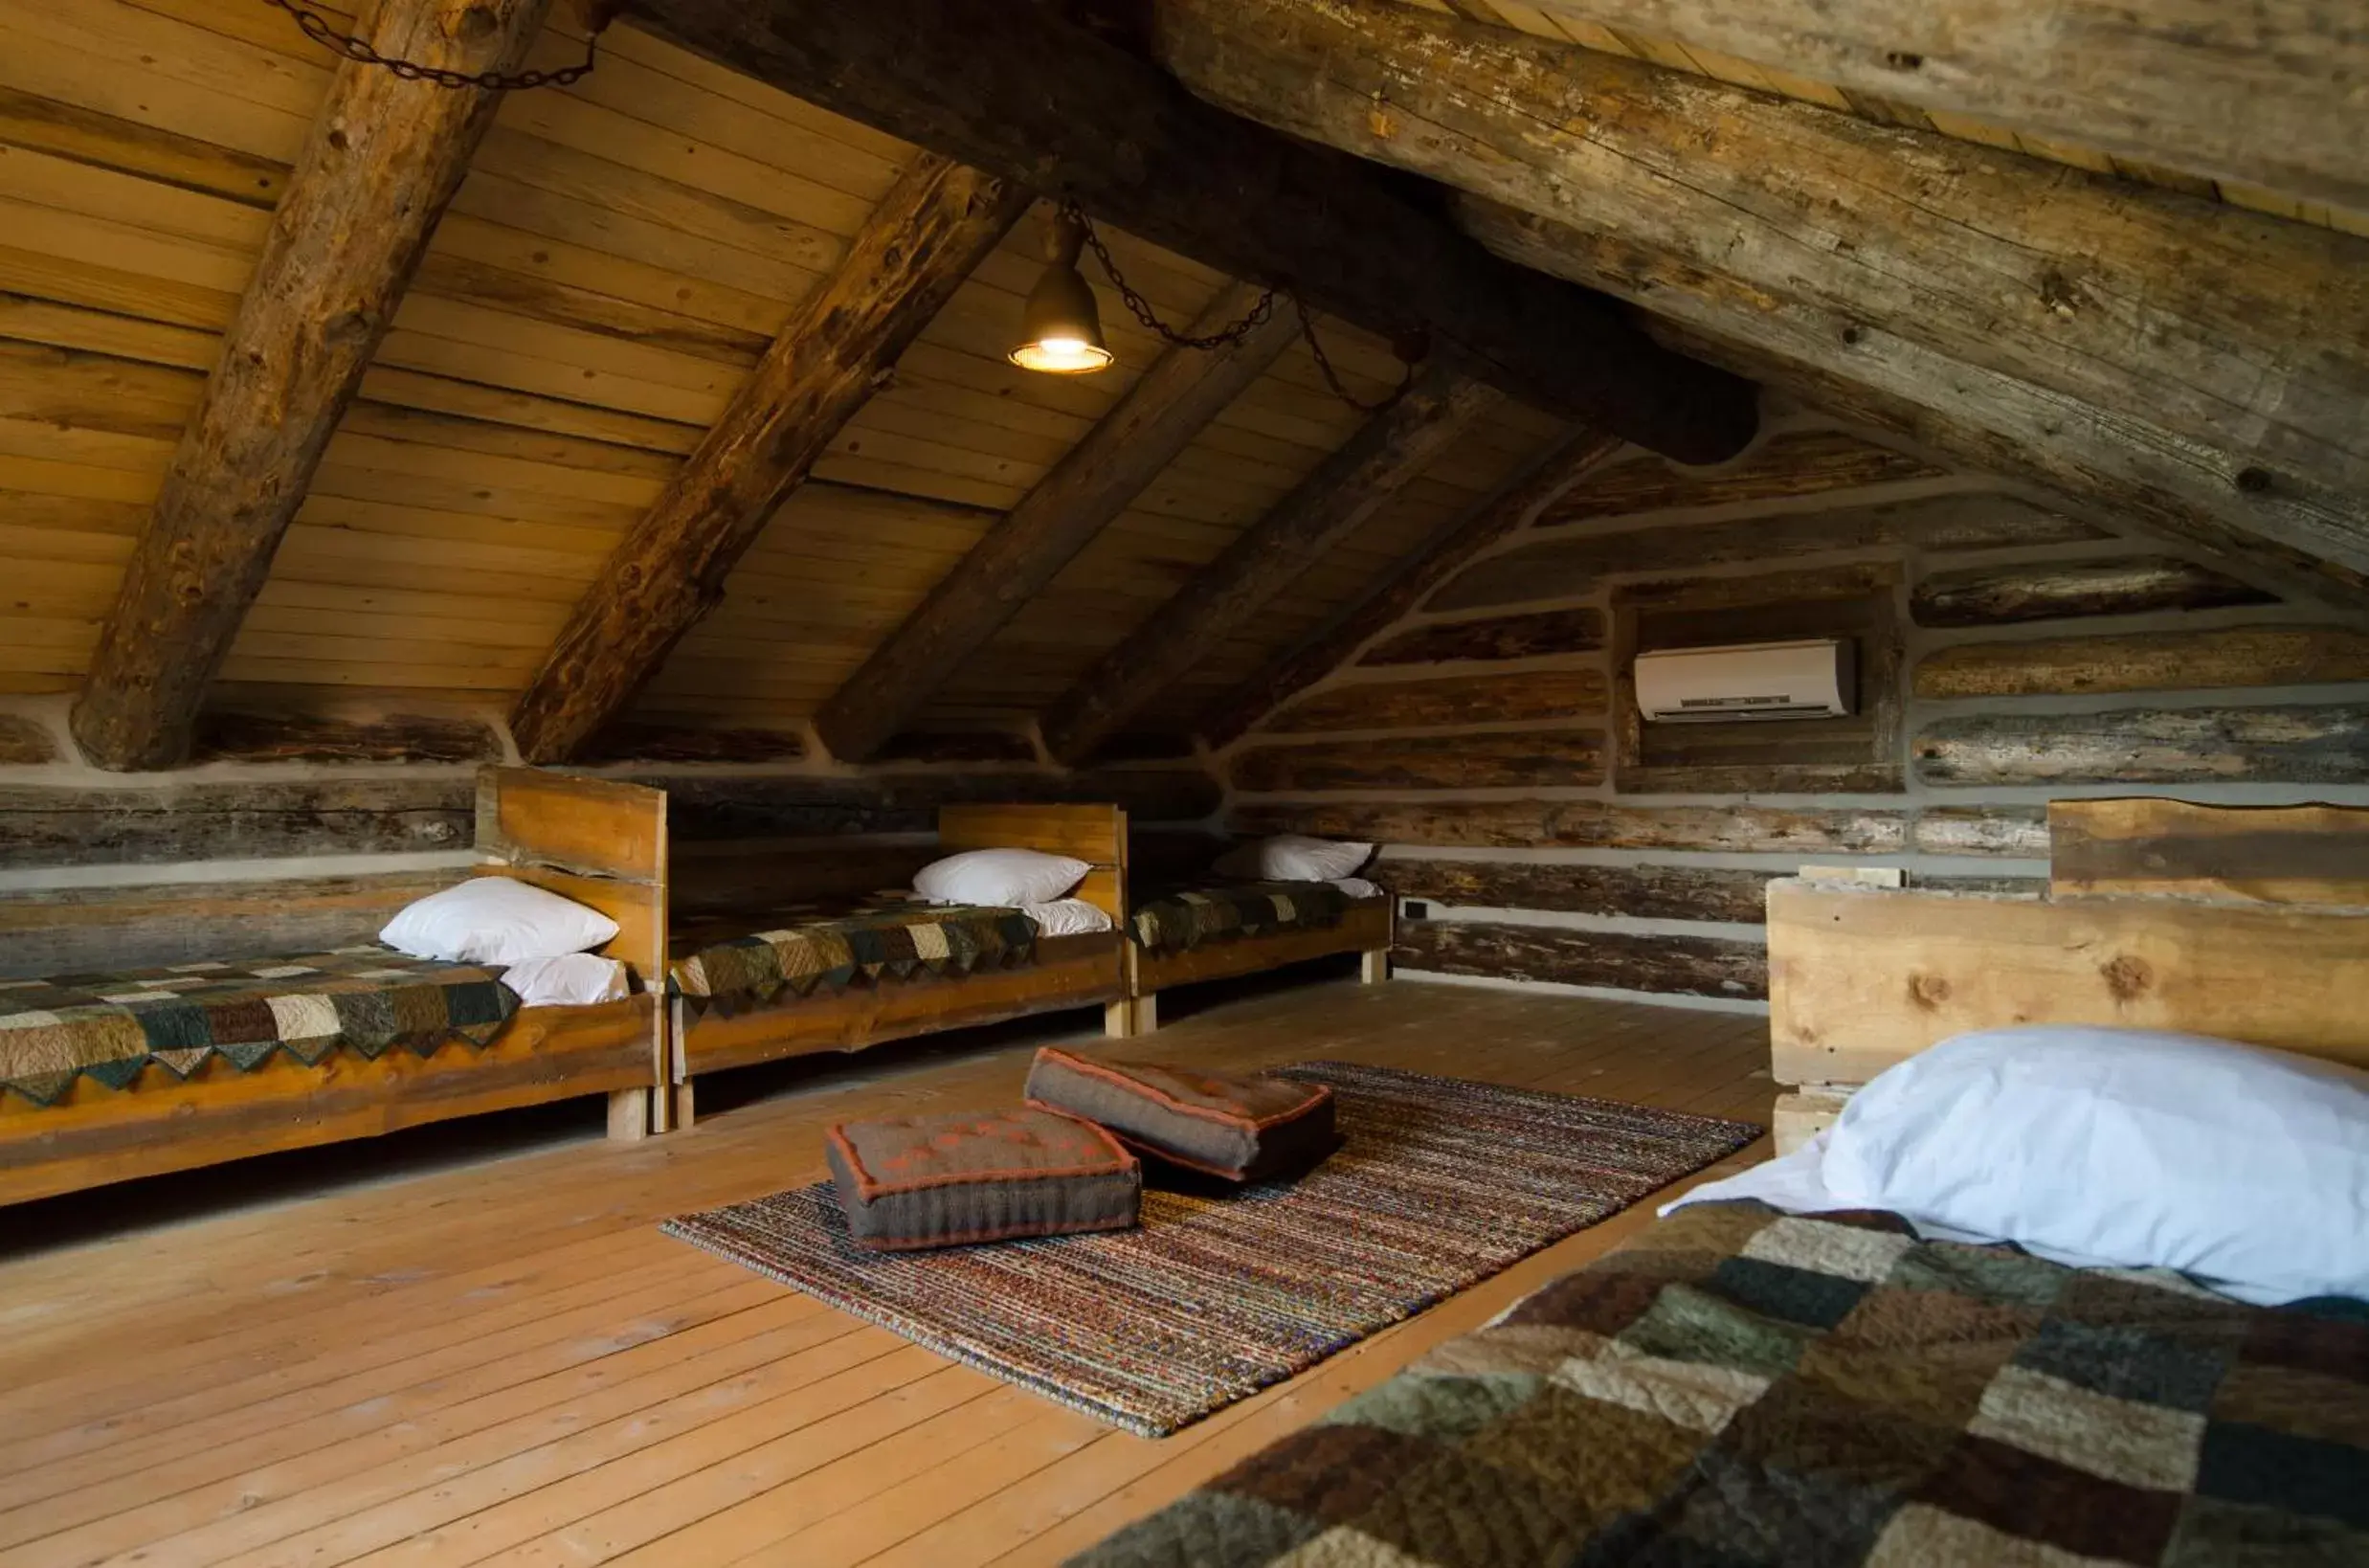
[666,802,1130,1127]
[1120,893,1394,1036]
[1765,797,2369,1153]
[0,768,670,1206]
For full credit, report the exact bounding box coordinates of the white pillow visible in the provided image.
[380,878,618,967]
[1330,876,1383,900]
[1017,898,1116,938]
[1212,834,1374,883]
[913,848,1089,907]
[1821,1025,2369,1305]
[501,952,631,1008]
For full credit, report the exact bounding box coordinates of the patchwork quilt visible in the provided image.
[1074,1200,2369,1567]
[1129,882,1360,953]
[0,947,521,1108]
[667,898,1039,1016]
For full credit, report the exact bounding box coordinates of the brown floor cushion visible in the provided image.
[825,1108,1142,1251]
[1023,1047,1337,1182]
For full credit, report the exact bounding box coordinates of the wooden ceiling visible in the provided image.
[1,0,1565,750]
[2,0,2361,770]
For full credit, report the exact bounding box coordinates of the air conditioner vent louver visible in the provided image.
[1635,638,1854,724]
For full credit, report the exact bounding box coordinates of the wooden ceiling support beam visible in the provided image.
[1655,321,2369,616]
[812,280,1299,764]
[1151,0,2369,579]
[1518,0,2369,214]
[506,156,1030,765]
[614,0,1757,465]
[1196,425,1623,749]
[1039,361,1501,764]
[67,0,552,772]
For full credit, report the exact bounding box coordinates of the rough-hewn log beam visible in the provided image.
[615,0,1755,463]
[1195,428,1620,747]
[1520,0,2369,215]
[1646,321,2369,614]
[1041,362,1501,764]
[67,0,551,772]
[813,280,1298,764]
[507,156,1029,764]
[1151,0,2369,576]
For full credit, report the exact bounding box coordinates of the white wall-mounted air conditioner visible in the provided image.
[1634,638,1855,724]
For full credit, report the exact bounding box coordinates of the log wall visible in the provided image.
[0,697,1218,971]
[1221,416,2369,1009]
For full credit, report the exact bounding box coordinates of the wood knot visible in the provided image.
[1882,51,1924,71]
[2099,953,2153,1003]
[2037,269,2081,318]
[450,4,500,42]
[2234,465,2276,495]
[1907,973,1951,1011]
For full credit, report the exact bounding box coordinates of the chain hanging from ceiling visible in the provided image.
[261,0,599,90]
[1064,201,1422,414]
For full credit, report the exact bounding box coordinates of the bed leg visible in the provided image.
[1104,999,1135,1039]
[1361,949,1390,984]
[674,1078,697,1131]
[1133,993,1159,1035]
[607,1087,651,1143]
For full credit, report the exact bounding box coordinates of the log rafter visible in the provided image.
[1040,359,1503,764]
[1515,0,2369,216]
[68,0,554,772]
[1150,0,2369,583]
[812,280,1300,765]
[613,0,1758,465]
[506,155,1032,765]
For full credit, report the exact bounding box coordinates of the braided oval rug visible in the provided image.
[662,1062,1759,1437]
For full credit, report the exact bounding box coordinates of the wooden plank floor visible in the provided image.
[0,974,1774,1568]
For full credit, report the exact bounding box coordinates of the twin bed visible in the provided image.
[1078,800,2369,1567]
[0,771,1392,1201]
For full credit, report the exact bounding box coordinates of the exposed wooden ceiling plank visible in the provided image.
[65,0,553,772]
[614,0,1759,465]
[1151,0,2369,579]
[1195,425,1623,749]
[812,279,1299,764]
[1517,0,2369,215]
[505,155,1031,764]
[1039,360,1502,764]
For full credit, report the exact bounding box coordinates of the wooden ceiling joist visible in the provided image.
[812,280,1300,764]
[612,0,1759,466]
[506,155,1031,765]
[1039,360,1502,765]
[1196,425,1625,749]
[1511,0,2369,215]
[1151,0,2369,581]
[65,0,553,772]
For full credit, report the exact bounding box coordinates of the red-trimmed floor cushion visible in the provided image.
[1024,1047,1337,1182]
[824,1107,1141,1251]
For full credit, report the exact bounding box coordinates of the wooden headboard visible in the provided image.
[939,802,1129,924]
[473,767,669,980]
[1764,798,2369,1151]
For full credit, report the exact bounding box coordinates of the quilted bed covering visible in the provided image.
[1075,1199,2369,1567]
[667,898,1039,1016]
[1128,882,1362,953]
[0,947,521,1108]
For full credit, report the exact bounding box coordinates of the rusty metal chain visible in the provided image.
[1066,201,1419,412]
[261,0,596,89]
